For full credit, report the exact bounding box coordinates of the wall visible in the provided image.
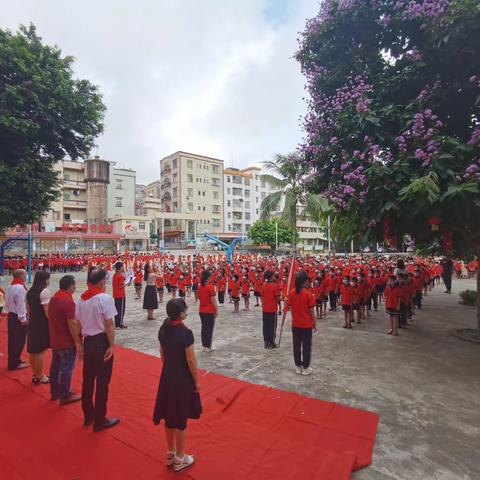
[108,167,136,218]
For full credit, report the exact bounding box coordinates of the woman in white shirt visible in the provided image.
[26,270,51,384]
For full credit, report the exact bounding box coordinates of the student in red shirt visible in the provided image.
[134,268,143,300]
[170,272,178,299]
[197,270,218,353]
[230,274,240,313]
[155,274,165,304]
[260,270,281,349]
[216,271,227,305]
[340,275,353,329]
[241,274,251,311]
[312,276,323,320]
[385,275,400,336]
[178,276,186,300]
[286,270,316,376]
[253,273,263,307]
[112,262,128,329]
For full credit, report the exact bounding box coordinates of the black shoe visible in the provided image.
[60,393,82,405]
[269,343,278,349]
[84,418,94,427]
[119,325,128,329]
[93,417,120,432]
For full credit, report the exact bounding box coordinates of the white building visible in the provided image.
[108,167,136,218]
[223,166,281,234]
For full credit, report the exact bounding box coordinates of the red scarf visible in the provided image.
[170,319,185,327]
[52,290,73,301]
[11,278,27,290]
[81,286,104,301]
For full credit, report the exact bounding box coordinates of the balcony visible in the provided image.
[232,176,242,185]
[162,180,171,189]
[162,192,171,201]
[64,199,87,209]
[63,179,86,189]
[161,165,171,175]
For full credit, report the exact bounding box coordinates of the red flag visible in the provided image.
[282,256,297,300]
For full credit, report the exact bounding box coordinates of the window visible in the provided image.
[64,213,71,220]
[213,219,220,228]
[198,190,201,195]
[245,224,251,231]
[245,212,251,220]
[245,201,250,209]
[232,176,242,185]
[233,188,242,196]
[261,181,266,189]
[188,188,193,197]
[212,165,220,174]
[255,186,258,192]
[187,174,193,183]
[227,200,231,207]
[116,181,123,189]
[173,202,177,211]
[187,159,193,168]
[261,192,266,199]
[73,190,80,197]
[228,224,231,230]
[227,188,231,194]
[244,189,250,198]
[173,159,177,169]
[173,187,177,197]
[138,222,146,230]
[256,197,259,203]
[188,202,193,212]
[203,191,206,196]
[244,178,250,186]
[256,209,259,215]
[198,205,201,211]
[211,177,221,187]
[64,192,71,200]
[172,173,178,183]
[64,174,70,181]
[116,197,123,207]
[214,191,219,200]
[212,205,220,213]
[227,176,231,183]
[227,212,231,218]
[203,206,205,211]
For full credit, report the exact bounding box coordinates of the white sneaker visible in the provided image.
[207,346,216,353]
[173,454,195,472]
[295,367,302,375]
[166,451,176,467]
[301,367,313,376]
[202,347,209,353]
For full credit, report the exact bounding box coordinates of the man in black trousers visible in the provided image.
[440,257,453,294]
[76,269,119,432]
[112,261,128,329]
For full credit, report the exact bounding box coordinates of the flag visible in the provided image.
[282,256,297,300]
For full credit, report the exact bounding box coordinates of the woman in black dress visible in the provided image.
[153,299,201,473]
[26,270,51,384]
[143,264,159,320]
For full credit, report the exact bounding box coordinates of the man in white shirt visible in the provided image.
[6,269,29,371]
[76,269,120,432]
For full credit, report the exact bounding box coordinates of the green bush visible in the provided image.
[459,290,477,306]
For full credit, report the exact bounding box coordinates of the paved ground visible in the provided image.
[2,270,479,480]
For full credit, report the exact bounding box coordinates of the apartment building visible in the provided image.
[159,151,224,239]
[223,166,281,234]
[108,167,136,218]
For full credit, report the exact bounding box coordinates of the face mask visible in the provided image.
[343,280,348,285]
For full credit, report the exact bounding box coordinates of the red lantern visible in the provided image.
[82,223,88,233]
[427,216,441,231]
[107,224,113,234]
[91,224,97,233]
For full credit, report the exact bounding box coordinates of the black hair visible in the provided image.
[32,270,50,290]
[115,261,123,271]
[200,270,211,287]
[90,269,108,285]
[162,299,188,329]
[87,266,98,284]
[396,259,405,269]
[59,275,76,291]
[264,270,273,281]
[295,270,309,294]
[144,264,150,281]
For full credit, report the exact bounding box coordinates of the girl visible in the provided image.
[197,271,218,353]
[385,275,400,336]
[231,274,240,313]
[178,275,186,301]
[216,271,227,305]
[253,273,262,307]
[285,271,316,376]
[153,299,201,472]
[340,275,353,329]
[241,274,251,311]
[134,268,143,300]
[312,276,323,320]
[143,264,159,320]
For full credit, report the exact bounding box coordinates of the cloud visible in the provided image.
[0,0,317,183]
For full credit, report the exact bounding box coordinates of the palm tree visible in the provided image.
[260,153,329,252]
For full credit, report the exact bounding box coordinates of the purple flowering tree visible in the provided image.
[296,0,480,333]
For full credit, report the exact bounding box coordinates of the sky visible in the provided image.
[0,0,319,184]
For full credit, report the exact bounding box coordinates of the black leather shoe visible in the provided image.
[93,417,120,432]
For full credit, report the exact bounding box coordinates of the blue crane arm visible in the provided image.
[203,233,230,251]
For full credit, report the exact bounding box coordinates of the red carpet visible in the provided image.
[0,318,378,480]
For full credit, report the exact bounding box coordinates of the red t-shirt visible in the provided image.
[231,280,240,298]
[261,282,280,313]
[198,283,217,314]
[112,272,125,299]
[217,277,227,292]
[287,288,316,328]
[340,284,352,306]
[385,285,400,309]
[48,296,76,349]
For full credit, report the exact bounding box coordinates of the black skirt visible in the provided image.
[143,285,159,310]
